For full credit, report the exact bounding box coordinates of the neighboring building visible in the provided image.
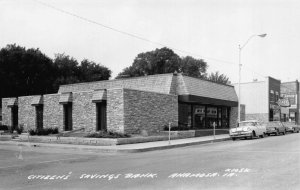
[280,80,300,124]
[234,76,281,123]
[2,73,238,135]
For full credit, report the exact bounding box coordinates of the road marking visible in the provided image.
[0,156,88,170]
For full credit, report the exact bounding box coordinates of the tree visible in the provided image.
[206,71,230,85]
[180,56,207,78]
[0,44,55,98]
[116,47,208,79]
[116,47,181,78]
[52,53,81,91]
[78,59,111,82]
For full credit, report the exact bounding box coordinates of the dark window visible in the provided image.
[11,106,18,130]
[178,103,192,128]
[35,105,43,130]
[63,103,72,131]
[96,102,107,131]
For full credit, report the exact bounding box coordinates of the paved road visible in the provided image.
[0,133,299,190]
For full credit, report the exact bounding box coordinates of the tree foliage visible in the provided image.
[0,44,55,98]
[207,71,230,85]
[116,47,208,79]
[0,44,111,100]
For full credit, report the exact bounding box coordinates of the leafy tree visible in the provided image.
[180,56,207,78]
[78,59,111,82]
[0,44,55,98]
[206,71,230,85]
[116,47,181,78]
[52,53,81,91]
[116,47,208,79]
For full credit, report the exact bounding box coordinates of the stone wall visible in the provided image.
[72,91,96,132]
[18,96,36,131]
[123,89,178,134]
[43,94,62,131]
[1,98,12,126]
[230,107,238,128]
[107,89,125,133]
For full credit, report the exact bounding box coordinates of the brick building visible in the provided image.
[280,80,300,123]
[234,76,281,123]
[2,73,238,135]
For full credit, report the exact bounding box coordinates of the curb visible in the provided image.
[0,137,230,153]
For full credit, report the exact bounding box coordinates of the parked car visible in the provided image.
[284,123,300,133]
[230,120,266,140]
[265,121,286,136]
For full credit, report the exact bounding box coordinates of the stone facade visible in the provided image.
[2,73,238,135]
[107,89,124,133]
[18,96,36,131]
[230,107,238,128]
[43,94,62,130]
[72,91,96,132]
[2,98,12,126]
[123,88,178,134]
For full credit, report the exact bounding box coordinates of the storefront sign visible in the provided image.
[282,94,297,106]
[270,104,280,110]
[277,98,290,107]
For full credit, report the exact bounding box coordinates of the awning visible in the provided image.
[59,93,72,104]
[92,90,107,102]
[179,95,238,107]
[31,95,43,106]
[7,98,18,107]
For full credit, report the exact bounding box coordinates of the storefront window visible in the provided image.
[178,103,191,128]
[193,105,206,129]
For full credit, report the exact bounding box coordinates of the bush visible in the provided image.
[29,127,59,136]
[0,124,9,131]
[85,131,131,138]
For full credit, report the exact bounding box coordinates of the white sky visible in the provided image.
[1,0,300,83]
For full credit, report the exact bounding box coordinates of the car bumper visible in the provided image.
[230,132,252,138]
[266,129,277,134]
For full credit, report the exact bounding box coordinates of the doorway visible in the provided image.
[63,103,72,131]
[11,106,18,131]
[96,102,107,131]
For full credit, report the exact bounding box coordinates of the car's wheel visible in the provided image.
[282,130,286,135]
[267,133,270,136]
[260,133,265,138]
[275,130,279,136]
[232,137,236,141]
[250,131,256,139]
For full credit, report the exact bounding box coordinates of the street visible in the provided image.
[0,133,299,190]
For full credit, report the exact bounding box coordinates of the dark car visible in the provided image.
[284,123,300,133]
[265,121,286,136]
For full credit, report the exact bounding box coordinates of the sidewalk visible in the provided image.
[0,134,230,153]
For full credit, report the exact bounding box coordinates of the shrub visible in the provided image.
[29,127,59,136]
[85,131,131,138]
[0,124,9,131]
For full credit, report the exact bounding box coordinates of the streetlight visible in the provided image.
[238,33,267,123]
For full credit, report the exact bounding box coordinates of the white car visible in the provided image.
[230,120,267,140]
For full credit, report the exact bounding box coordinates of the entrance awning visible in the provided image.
[179,95,238,107]
[59,93,72,104]
[31,95,43,106]
[92,90,107,103]
[7,98,18,107]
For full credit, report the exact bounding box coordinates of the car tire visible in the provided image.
[275,130,279,136]
[260,133,265,138]
[232,137,236,141]
[250,131,255,139]
[282,130,286,135]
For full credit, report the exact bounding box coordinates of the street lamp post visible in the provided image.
[238,34,267,123]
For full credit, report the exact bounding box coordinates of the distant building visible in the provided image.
[2,73,238,135]
[234,76,281,123]
[280,80,300,124]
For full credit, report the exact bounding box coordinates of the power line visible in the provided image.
[33,0,236,66]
